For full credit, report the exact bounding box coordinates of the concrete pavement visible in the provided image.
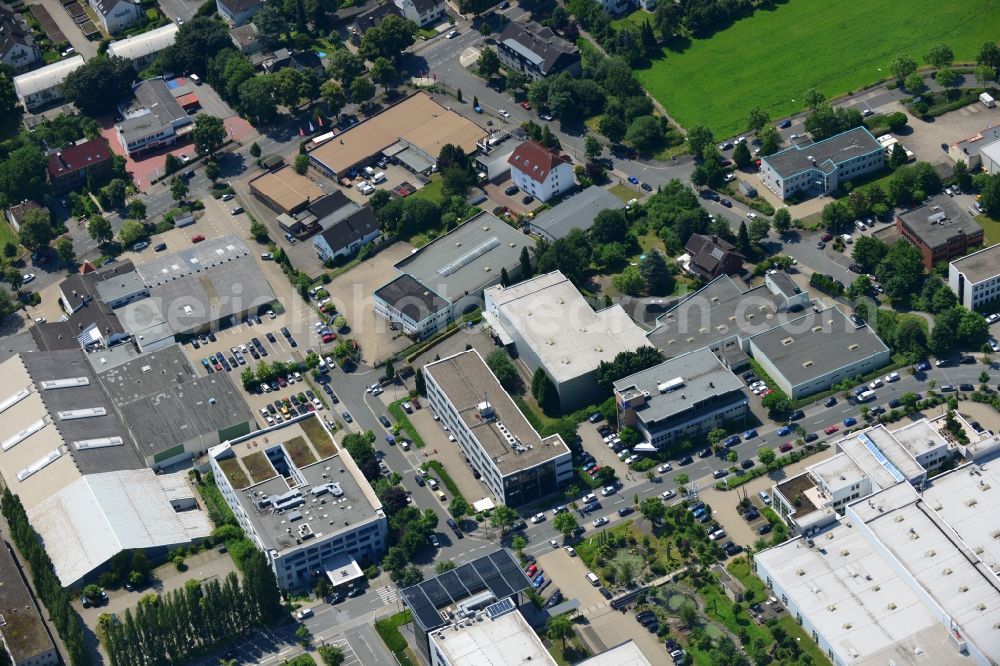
[26,0,97,59]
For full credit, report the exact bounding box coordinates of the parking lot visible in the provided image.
[891,100,1000,165]
[483,177,538,217]
[323,242,415,364]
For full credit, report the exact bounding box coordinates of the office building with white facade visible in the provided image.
[756,457,1000,666]
[107,23,179,70]
[423,350,573,507]
[747,307,891,400]
[759,127,884,200]
[209,415,388,590]
[613,348,748,451]
[484,271,649,410]
[948,243,1000,311]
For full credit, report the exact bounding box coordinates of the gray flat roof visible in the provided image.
[646,275,782,358]
[394,212,527,304]
[613,348,745,424]
[136,236,276,333]
[0,534,55,663]
[897,195,983,251]
[768,271,800,299]
[425,350,570,476]
[119,373,252,458]
[133,78,187,127]
[374,273,450,322]
[95,344,195,406]
[20,350,143,474]
[747,307,890,387]
[949,243,1000,284]
[94,269,145,304]
[526,186,623,240]
[763,127,882,179]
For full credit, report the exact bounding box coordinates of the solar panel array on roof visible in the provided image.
[401,549,530,632]
[485,597,516,619]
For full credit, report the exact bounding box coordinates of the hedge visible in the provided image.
[422,460,465,504]
[375,610,415,666]
[387,399,427,449]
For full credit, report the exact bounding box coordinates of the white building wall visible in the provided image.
[509,161,574,203]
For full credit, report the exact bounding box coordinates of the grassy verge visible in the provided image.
[374,610,415,666]
[725,559,767,604]
[977,213,1000,246]
[723,444,827,488]
[193,473,238,527]
[776,616,832,665]
[547,633,591,666]
[411,174,445,203]
[608,183,637,203]
[422,460,465,504]
[574,521,632,571]
[699,581,772,645]
[388,398,427,449]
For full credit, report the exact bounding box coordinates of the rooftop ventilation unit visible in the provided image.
[1,418,46,452]
[477,400,496,420]
[57,407,107,420]
[73,437,124,451]
[17,449,62,482]
[40,377,89,390]
[658,377,684,393]
[310,482,343,498]
[0,388,31,415]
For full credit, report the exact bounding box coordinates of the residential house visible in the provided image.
[393,0,445,27]
[507,140,573,202]
[12,55,84,110]
[216,0,260,26]
[313,206,380,262]
[262,48,323,74]
[684,234,743,280]
[107,23,179,70]
[349,2,401,41]
[0,2,41,73]
[229,23,264,54]
[496,19,580,80]
[90,0,143,35]
[5,200,41,232]
[47,138,114,195]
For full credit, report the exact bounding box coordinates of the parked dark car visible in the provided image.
[960,383,975,391]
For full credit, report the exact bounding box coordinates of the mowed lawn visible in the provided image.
[637,0,1000,136]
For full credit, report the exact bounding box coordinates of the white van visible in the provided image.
[364,166,376,177]
[586,572,600,586]
[371,172,387,184]
[758,491,771,505]
[427,478,439,491]
[857,389,876,403]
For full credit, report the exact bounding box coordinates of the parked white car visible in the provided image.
[884,372,900,383]
[657,463,673,473]
[530,513,546,524]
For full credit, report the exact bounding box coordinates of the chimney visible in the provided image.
[57,152,68,169]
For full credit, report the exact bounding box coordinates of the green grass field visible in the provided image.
[637,0,1000,136]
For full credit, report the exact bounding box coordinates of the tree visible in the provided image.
[448,497,470,518]
[773,208,792,235]
[88,216,113,245]
[731,140,751,169]
[925,43,954,68]
[904,71,924,93]
[737,221,751,256]
[803,88,826,111]
[546,614,574,649]
[320,80,347,118]
[250,221,269,242]
[889,53,918,81]
[17,207,55,251]
[975,64,996,87]
[55,236,75,264]
[853,236,889,272]
[757,124,781,157]
[758,447,776,465]
[171,176,189,203]
[253,2,290,44]
[890,142,909,168]
[598,114,627,145]
[4,267,22,291]
[979,41,1000,70]
[626,116,665,154]
[435,560,457,575]
[293,154,309,175]
[118,219,146,247]
[519,246,532,279]
[358,15,416,63]
[415,368,426,396]
[327,48,366,85]
[477,47,501,78]
[485,349,520,391]
[0,144,47,204]
[350,76,375,105]
[978,173,1000,217]
[935,67,957,89]
[370,57,397,93]
[192,114,226,156]
[552,511,578,538]
[531,367,560,414]
[489,504,518,534]
[686,124,714,157]
[877,240,924,303]
[746,105,770,133]
[639,250,672,296]
[60,55,134,116]
[612,266,645,296]
[584,135,603,160]
[748,218,770,243]
[250,142,262,158]
[205,159,220,182]
[164,153,181,175]
[639,496,665,524]
[318,645,345,666]
[238,75,279,124]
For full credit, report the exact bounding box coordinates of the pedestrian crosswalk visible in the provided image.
[375,585,398,605]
